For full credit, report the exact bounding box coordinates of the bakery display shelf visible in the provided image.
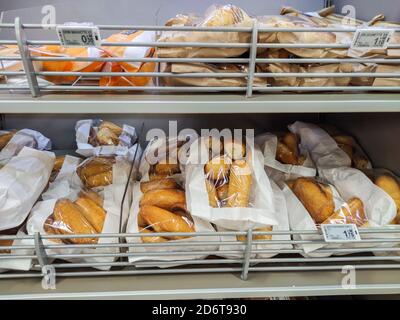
[0,93,400,114]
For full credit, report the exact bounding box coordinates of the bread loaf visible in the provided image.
[75,196,106,233]
[322,197,366,227]
[140,189,186,210]
[140,178,179,193]
[204,155,232,181]
[227,160,252,207]
[205,179,219,208]
[139,227,168,243]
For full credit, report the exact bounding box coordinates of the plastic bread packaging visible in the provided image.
[42,155,83,201]
[30,46,105,85]
[26,157,131,270]
[0,129,52,167]
[76,155,131,193]
[162,62,267,87]
[158,4,253,58]
[288,121,370,170]
[75,119,141,160]
[0,45,23,74]
[0,228,33,271]
[126,137,217,265]
[254,132,316,184]
[0,147,55,232]
[99,30,156,87]
[216,179,291,259]
[185,136,278,231]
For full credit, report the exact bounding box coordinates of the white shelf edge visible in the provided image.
[0,93,399,114]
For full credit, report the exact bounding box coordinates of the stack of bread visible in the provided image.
[77,156,115,189]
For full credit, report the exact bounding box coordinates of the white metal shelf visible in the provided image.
[1,270,400,299]
[0,93,400,114]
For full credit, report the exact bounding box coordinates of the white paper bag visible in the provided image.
[75,119,141,161]
[0,230,33,271]
[255,132,316,183]
[0,147,55,231]
[185,137,278,230]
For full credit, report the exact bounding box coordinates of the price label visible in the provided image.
[321,224,361,243]
[56,25,101,47]
[351,28,394,49]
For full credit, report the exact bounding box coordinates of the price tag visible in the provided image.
[351,28,394,49]
[56,25,101,47]
[321,224,361,243]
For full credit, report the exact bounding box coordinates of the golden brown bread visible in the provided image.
[226,160,252,208]
[77,157,115,188]
[53,155,66,173]
[139,227,168,243]
[154,163,181,176]
[375,175,400,224]
[140,178,179,193]
[52,199,98,244]
[205,179,219,208]
[0,132,15,150]
[79,189,104,207]
[140,189,186,211]
[96,127,120,146]
[75,196,106,233]
[224,139,246,160]
[85,170,113,188]
[149,173,169,181]
[291,178,335,224]
[322,197,366,227]
[204,155,231,181]
[216,183,229,203]
[137,212,147,228]
[276,132,303,165]
[99,121,123,137]
[139,205,194,239]
[237,226,273,242]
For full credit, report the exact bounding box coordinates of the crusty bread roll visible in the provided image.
[276,132,302,165]
[85,170,113,188]
[140,189,186,210]
[139,205,194,239]
[227,160,252,207]
[75,196,106,233]
[375,175,400,224]
[96,127,120,146]
[140,178,179,193]
[205,179,219,208]
[322,197,366,227]
[52,199,98,244]
[224,139,246,160]
[77,157,115,188]
[99,121,123,137]
[291,178,335,224]
[204,155,232,181]
[237,226,273,242]
[154,162,181,176]
[0,132,15,150]
[139,227,168,243]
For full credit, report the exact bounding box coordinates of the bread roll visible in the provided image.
[353,153,370,170]
[216,183,229,203]
[0,132,15,150]
[75,196,106,233]
[137,212,147,228]
[237,226,273,242]
[154,162,180,176]
[291,178,335,224]
[85,170,113,188]
[205,179,219,208]
[375,175,400,224]
[44,217,66,244]
[139,205,194,239]
[79,189,104,207]
[99,121,123,136]
[224,139,246,160]
[276,132,301,165]
[227,160,252,207]
[52,199,98,244]
[140,178,179,193]
[204,155,231,181]
[322,197,366,227]
[96,127,119,146]
[140,189,186,210]
[139,227,168,243]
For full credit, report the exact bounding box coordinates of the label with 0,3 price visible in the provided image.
[321,224,361,243]
[56,25,102,47]
[351,28,394,50]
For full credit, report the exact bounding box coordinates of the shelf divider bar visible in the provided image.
[241,229,253,280]
[14,17,40,97]
[246,20,258,98]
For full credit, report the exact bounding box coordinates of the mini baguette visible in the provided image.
[75,196,106,233]
[204,155,231,181]
[226,160,252,208]
[52,199,98,244]
[205,179,219,208]
[85,170,113,188]
[79,189,104,207]
[139,227,168,243]
[140,189,186,211]
[139,205,194,239]
[322,197,366,227]
[140,178,179,193]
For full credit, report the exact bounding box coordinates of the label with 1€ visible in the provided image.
[321,224,361,243]
[351,28,394,49]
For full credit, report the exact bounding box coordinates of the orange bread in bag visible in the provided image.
[99,30,156,87]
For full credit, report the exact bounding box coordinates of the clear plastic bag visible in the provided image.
[76,156,116,189]
[158,4,253,58]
